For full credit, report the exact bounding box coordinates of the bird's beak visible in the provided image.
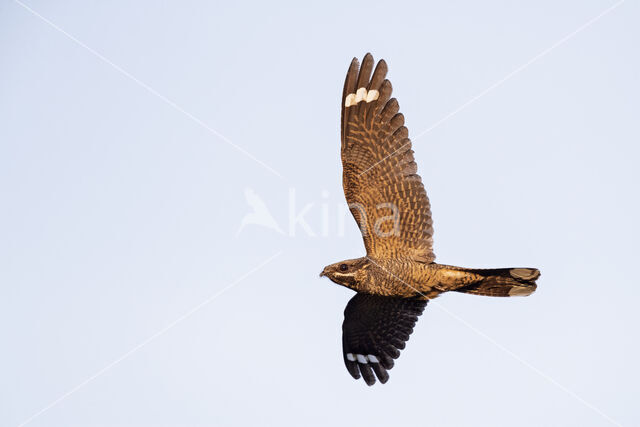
[319,269,326,278]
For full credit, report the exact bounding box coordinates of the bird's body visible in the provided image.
[320,53,540,385]
[322,257,538,299]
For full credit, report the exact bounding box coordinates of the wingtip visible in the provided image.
[361,53,374,69]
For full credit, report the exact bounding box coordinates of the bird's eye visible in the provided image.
[339,263,348,272]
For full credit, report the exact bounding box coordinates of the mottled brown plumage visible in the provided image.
[321,53,540,385]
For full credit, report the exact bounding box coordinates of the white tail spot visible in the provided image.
[510,268,539,281]
[509,286,534,296]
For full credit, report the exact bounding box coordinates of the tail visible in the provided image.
[453,268,540,297]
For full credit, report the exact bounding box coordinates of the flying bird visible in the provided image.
[320,53,540,386]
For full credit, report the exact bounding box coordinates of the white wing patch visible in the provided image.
[345,87,380,107]
[347,353,382,364]
[356,354,368,364]
[344,94,356,107]
[365,90,379,103]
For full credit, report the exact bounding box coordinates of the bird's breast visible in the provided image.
[365,259,442,298]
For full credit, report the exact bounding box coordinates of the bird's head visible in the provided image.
[320,257,369,290]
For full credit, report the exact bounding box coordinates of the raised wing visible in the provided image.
[342,292,427,385]
[341,53,435,263]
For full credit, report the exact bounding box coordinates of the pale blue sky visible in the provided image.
[1,1,639,426]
